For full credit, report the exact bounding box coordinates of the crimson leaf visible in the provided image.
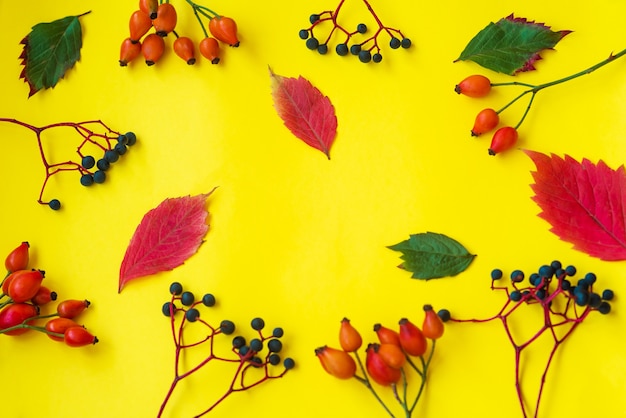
[388,232,476,280]
[526,150,626,261]
[118,190,216,293]
[269,67,338,159]
[19,11,90,97]
[455,14,571,75]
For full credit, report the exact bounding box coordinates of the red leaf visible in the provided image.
[269,67,337,159]
[525,150,626,260]
[118,190,216,292]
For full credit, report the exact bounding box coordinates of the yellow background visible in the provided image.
[1,0,625,417]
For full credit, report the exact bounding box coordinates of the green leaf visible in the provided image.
[388,232,476,280]
[19,11,91,97]
[454,14,571,75]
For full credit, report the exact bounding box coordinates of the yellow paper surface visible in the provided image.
[0,1,625,417]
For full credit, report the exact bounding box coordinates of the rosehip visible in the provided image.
[365,343,401,386]
[315,345,356,379]
[31,285,57,306]
[398,318,427,357]
[139,0,158,19]
[64,326,98,347]
[209,16,240,47]
[4,242,29,272]
[422,304,444,339]
[142,33,165,65]
[45,318,81,341]
[488,126,519,155]
[57,299,90,319]
[455,74,492,98]
[377,343,406,369]
[339,317,362,352]
[119,37,142,66]
[7,269,44,303]
[152,3,177,37]
[129,9,152,43]
[0,303,38,335]
[373,323,401,346]
[471,108,499,136]
[199,37,220,64]
[173,36,196,65]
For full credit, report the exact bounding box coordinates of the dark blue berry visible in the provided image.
[125,132,137,146]
[80,174,94,187]
[105,149,119,163]
[529,273,542,287]
[550,260,562,270]
[202,293,216,307]
[269,353,281,365]
[250,338,263,352]
[114,143,127,155]
[117,134,129,145]
[372,53,383,63]
[97,159,110,171]
[561,279,571,291]
[535,289,546,300]
[181,291,195,306]
[491,269,503,280]
[220,320,235,335]
[510,270,524,283]
[437,309,451,322]
[232,336,246,348]
[162,302,174,316]
[350,44,361,55]
[602,289,614,301]
[298,29,309,40]
[538,265,554,278]
[317,44,328,55]
[555,268,566,278]
[584,272,597,284]
[238,345,250,356]
[169,282,183,295]
[93,170,106,184]
[250,356,263,366]
[401,38,411,48]
[268,338,283,353]
[335,43,348,56]
[305,37,319,50]
[309,14,320,24]
[81,155,95,169]
[272,327,284,338]
[510,290,522,302]
[574,290,589,306]
[251,317,265,331]
[589,293,602,308]
[565,265,577,276]
[358,50,371,63]
[185,308,200,322]
[389,37,401,49]
[598,301,611,314]
[283,358,296,369]
[48,199,61,210]
[357,23,367,33]
[577,279,590,290]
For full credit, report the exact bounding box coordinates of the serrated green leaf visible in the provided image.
[455,14,571,75]
[19,11,90,97]
[388,232,476,280]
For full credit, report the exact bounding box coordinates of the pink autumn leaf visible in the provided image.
[525,150,626,261]
[269,67,338,159]
[118,189,217,292]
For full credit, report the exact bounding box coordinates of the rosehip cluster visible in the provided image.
[315,305,444,417]
[120,0,240,67]
[158,282,295,417]
[299,0,411,63]
[0,242,97,348]
[440,260,615,417]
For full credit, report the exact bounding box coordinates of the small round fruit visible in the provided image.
[471,108,499,136]
[199,37,220,64]
[488,126,519,155]
[455,75,491,98]
[315,346,356,379]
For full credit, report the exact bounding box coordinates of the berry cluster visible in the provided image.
[316,306,444,417]
[0,118,135,210]
[120,0,240,67]
[440,260,615,417]
[0,242,97,347]
[299,0,411,63]
[158,282,295,417]
[455,48,626,155]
